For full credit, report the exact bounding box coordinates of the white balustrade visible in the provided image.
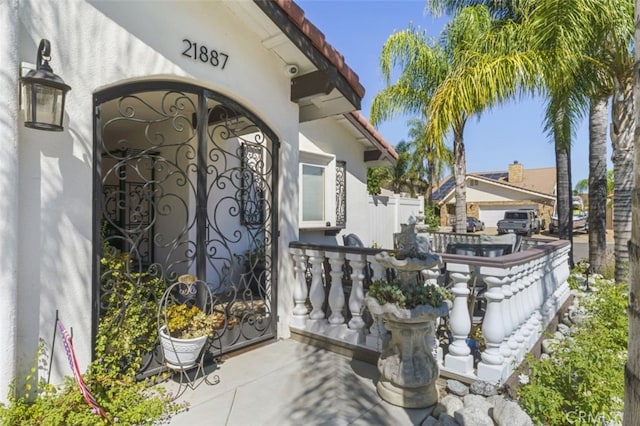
[509,264,527,361]
[477,270,507,383]
[306,250,326,323]
[344,253,366,345]
[288,239,572,386]
[326,252,346,326]
[499,268,518,371]
[444,263,474,375]
[289,248,309,329]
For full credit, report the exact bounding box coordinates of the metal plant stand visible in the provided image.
[158,275,223,398]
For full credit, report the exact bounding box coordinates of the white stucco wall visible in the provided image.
[298,117,372,245]
[0,0,20,406]
[11,0,300,389]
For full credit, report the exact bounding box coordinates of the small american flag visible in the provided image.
[57,319,107,419]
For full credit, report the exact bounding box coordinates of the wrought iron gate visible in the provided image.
[93,81,279,374]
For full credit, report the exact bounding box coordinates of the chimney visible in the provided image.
[508,161,524,183]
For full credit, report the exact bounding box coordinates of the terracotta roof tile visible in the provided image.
[265,1,392,162]
[273,0,365,98]
[349,111,398,161]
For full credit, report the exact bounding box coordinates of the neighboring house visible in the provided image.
[431,161,556,228]
[0,0,397,400]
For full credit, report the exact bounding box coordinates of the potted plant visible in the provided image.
[158,274,225,369]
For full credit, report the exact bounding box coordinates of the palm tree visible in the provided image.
[426,0,632,271]
[406,118,453,204]
[626,2,640,422]
[588,97,609,274]
[371,8,517,233]
[574,178,589,195]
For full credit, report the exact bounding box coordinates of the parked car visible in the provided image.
[497,210,540,236]
[467,217,485,233]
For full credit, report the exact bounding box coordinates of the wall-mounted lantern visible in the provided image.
[20,39,71,131]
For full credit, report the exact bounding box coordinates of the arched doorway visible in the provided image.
[92,80,279,375]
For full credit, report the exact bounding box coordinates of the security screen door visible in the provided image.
[93,81,279,374]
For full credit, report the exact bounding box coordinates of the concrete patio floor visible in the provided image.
[165,339,438,426]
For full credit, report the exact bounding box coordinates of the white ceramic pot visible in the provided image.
[159,326,208,369]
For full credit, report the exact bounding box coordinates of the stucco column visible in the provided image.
[0,0,20,405]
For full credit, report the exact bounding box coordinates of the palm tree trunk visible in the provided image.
[624,4,640,422]
[588,96,608,273]
[610,78,635,283]
[555,139,574,268]
[453,123,467,233]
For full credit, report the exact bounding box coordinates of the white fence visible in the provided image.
[365,194,423,248]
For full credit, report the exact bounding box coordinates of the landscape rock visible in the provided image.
[433,394,463,418]
[463,394,494,414]
[447,379,469,397]
[421,416,439,426]
[557,323,571,336]
[438,413,460,426]
[454,406,494,426]
[571,313,586,326]
[469,380,498,397]
[541,338,558,354]
[492,397,534,426]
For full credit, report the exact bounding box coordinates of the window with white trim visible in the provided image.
[299,151,336,228]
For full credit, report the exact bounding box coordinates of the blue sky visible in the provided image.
[297,0,605,185]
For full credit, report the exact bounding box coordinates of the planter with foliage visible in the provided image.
[158,275,225,370]
[364,222,450,409]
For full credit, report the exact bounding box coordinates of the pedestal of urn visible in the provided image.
[366,297,448,408]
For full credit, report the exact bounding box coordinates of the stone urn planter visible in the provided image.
[365,296,449,408]
[365,219,450,408]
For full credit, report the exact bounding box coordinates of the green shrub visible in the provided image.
[518,279,627,425]
[423,205,441,231]
[0,247,186,425]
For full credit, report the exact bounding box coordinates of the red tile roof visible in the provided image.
[348,111,398,161]
[273,0,365,98]
[266,1,395,161]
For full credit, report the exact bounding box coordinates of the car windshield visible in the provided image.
[505,212,528,220]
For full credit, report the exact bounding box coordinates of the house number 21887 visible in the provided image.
[182,38,229,70]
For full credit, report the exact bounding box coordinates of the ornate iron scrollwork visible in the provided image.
[94,82,279,375]
[335,160,347,228]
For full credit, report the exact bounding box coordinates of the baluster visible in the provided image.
[347,253,366,331]
[306,250,326,321]
[522,261,537,351]
[290,248,308,328]
[508,264,526,360]
[512,265,530,361]
[367,254,385,281]
[366,253,387,349]
[541,255,555,324]
[444,263,474,374]
[477,271,507,384]
[326,252,346,325]
[422,264,444,362]
[527,260,543,341]
[499,268,518,371]
[533,258,546,326]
